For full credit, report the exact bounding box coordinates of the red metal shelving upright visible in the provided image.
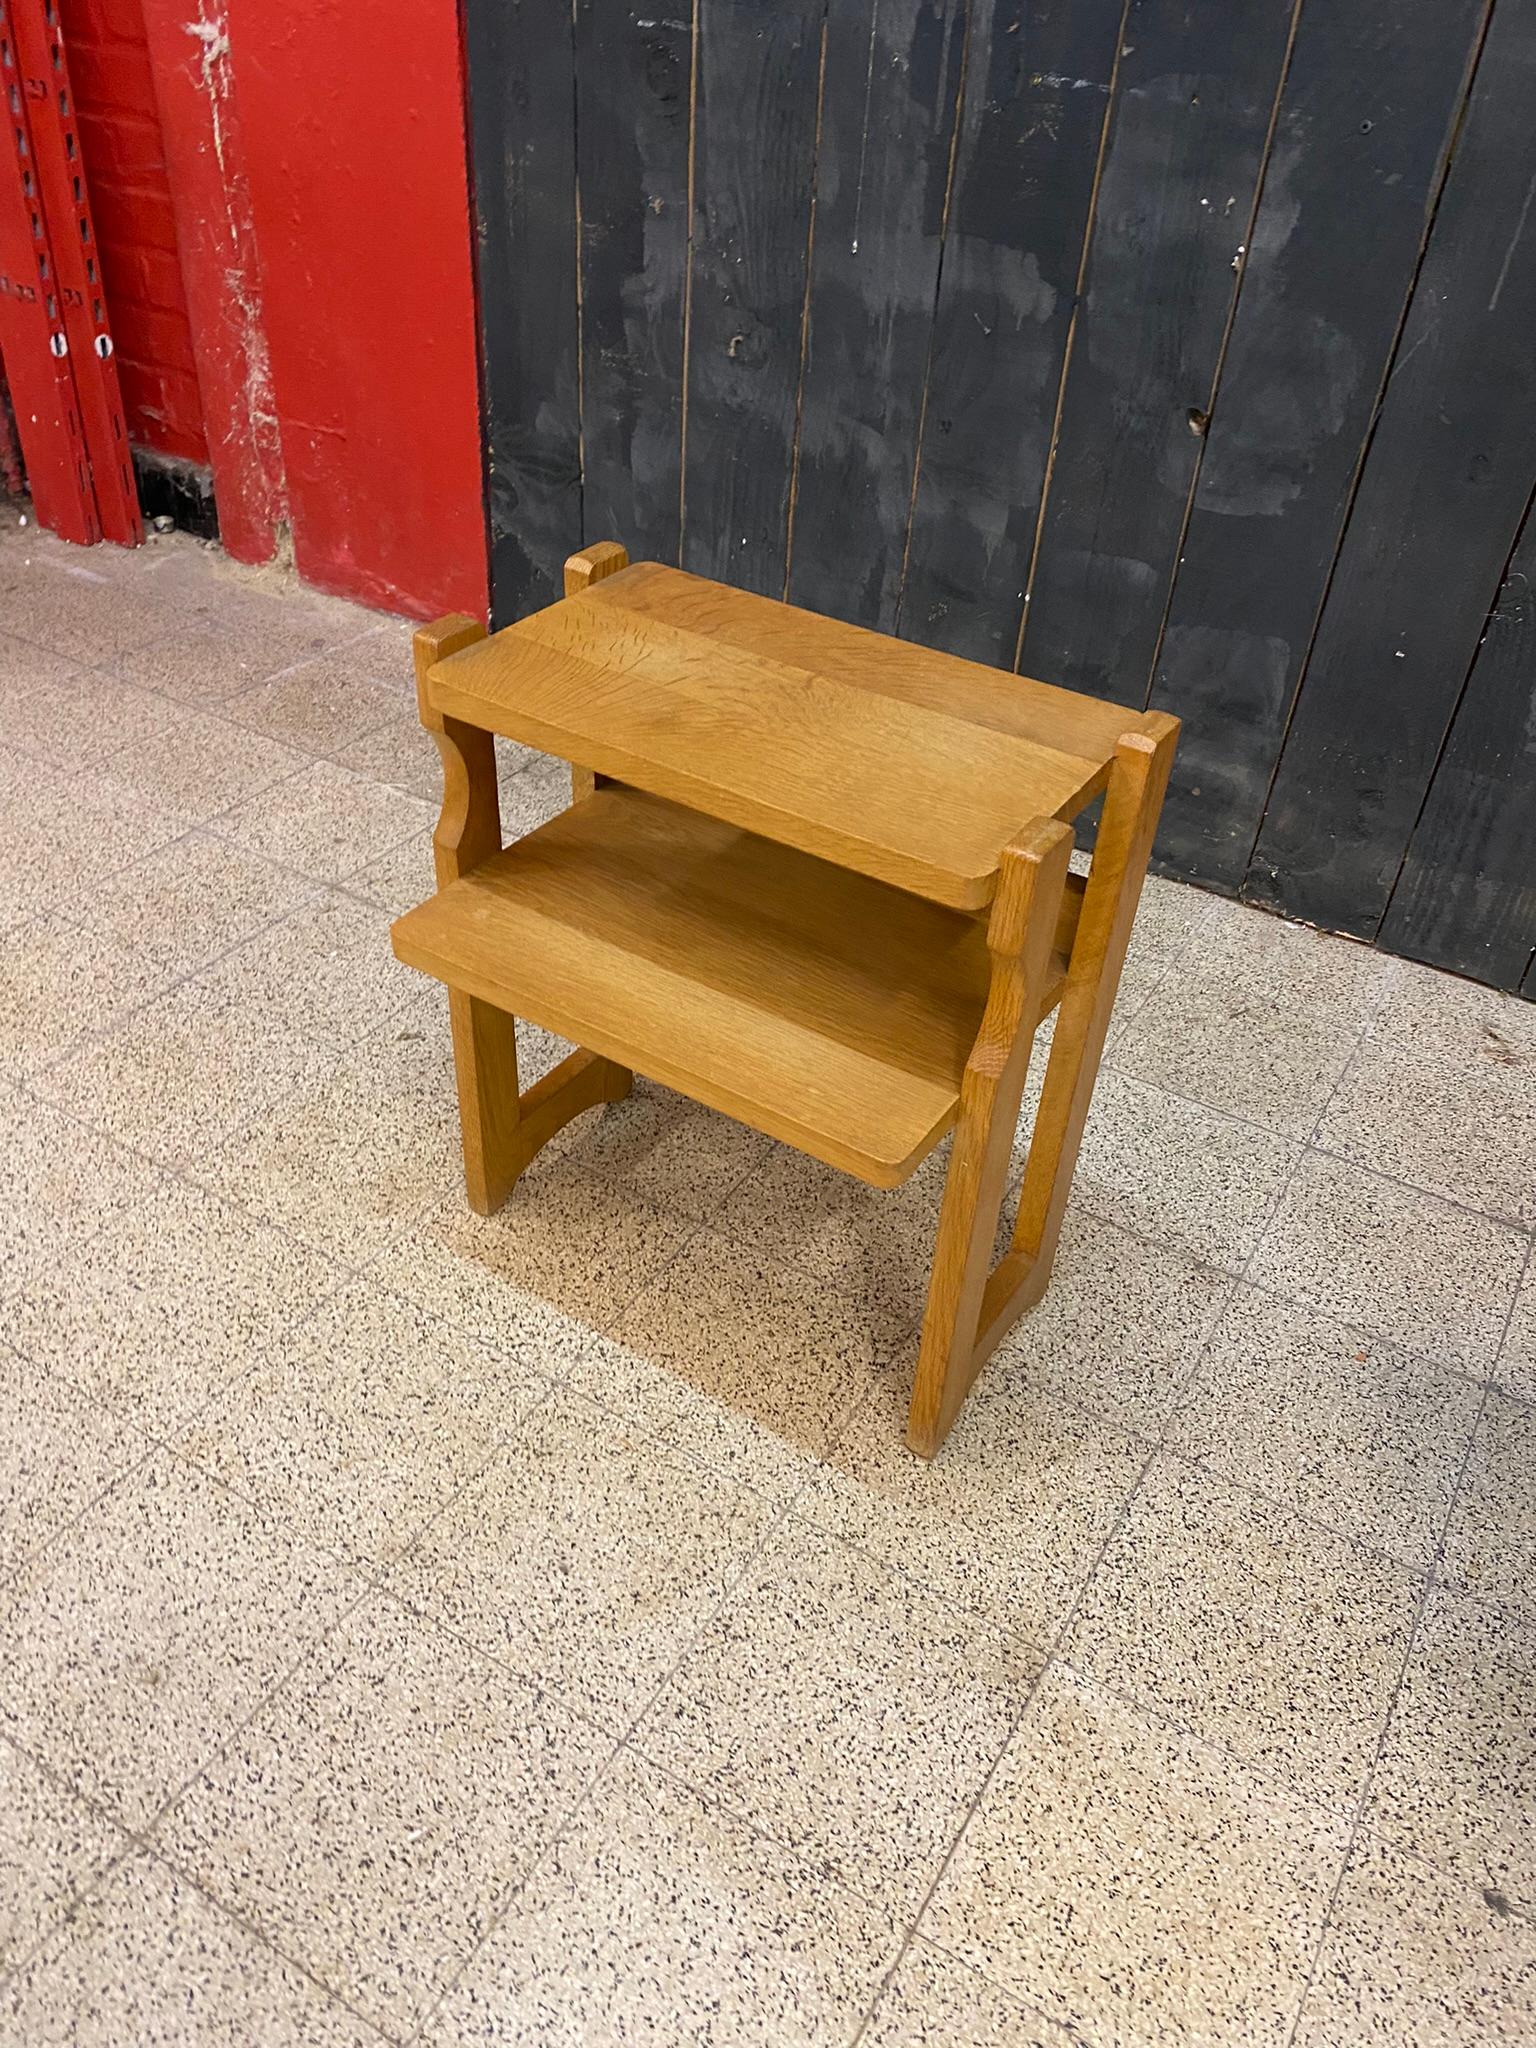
[0,0,140,543]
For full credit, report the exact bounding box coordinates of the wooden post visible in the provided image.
[415,616,524,1214]
[413,610,633,1216]
[907,817,1073,1458]
[966,713,1179,1372]
[564,542,630,801]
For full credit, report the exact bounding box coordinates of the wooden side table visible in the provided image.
[391,543,1177,1457]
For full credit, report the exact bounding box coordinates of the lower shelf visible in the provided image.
[391,786,1076,1186]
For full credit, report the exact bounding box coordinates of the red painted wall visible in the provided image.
[219,0,486,619]
[58,0,208,467]
[37,0,486,618]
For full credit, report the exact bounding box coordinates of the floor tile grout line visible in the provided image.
[379,1419,1055,2038]
[1166,951,1530,1434]
[0,1254,369,1578]
[0,1453,396,2038]
[20,1020,1497,1644]
[137,1841,405,2045]
[290,725,566,813]
[1163,999,1482,1449]
[1104,971,1536,1237]
[55,813,284,921]
[161,1374,662,1778]
[22,1045,751,1393]
[159,1356,573,1611]
[1147,1430,1458,1577]
[15,909,342,1114]
[0,810,209,926]
[608,1734,952,1930]
[10,890,330,1100]
[15,882,434,1158]
[0,1729,143,1993]
[1341,1817,1536,1929]
[8,1061,382,1292]
[9,1400,1531,1974]
[21,841,328,993]
[1300,1132,1536,1237]
[25,1190,1525,1699]
[204,617,417,704]
[84,607,401,710]
[11,968,535,1321]
[1277,1228,1536,2015]
[88,724,330,825]
[0,1423,166,1623]
[1280,1372,1499,2048]
[0,1711,397,2045]
[348,1181,716,1358]
[1143,1025,1363,1472]
[837,1051,1423,2036]
[861,1113,1327,2019]
[1421,1237,1532,1610]
[1412,1559,1536,1643]
[1492,1232,1536,1389]
[846,1435,1164,2047]
[6,751,346,1050]
[13,1520,1522,2048]
[0,1022,415,1406]
[206,806,441,907]
[1042,1638,1407,1832]
[1281,1197,1526,2035]
[0,750,385,953]
[396,1495,811,2045]
[389,1336,851,2046]
[1230,1268,1521,1397]
[128,1560,383,1846]
[105,1467,630,2048]
[78,657,448,876]
[893,1650,1388,2035]
[14,1009,1521,1592]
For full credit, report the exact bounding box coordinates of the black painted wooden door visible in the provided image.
[463,0,1536,998]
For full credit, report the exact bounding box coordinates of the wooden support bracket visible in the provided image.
[906,711,1179,1458]
[414,611,633,1214]
[907,816,1073,1458]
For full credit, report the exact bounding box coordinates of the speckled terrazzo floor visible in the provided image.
[1,519,1533,2047]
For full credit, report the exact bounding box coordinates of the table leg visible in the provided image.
[413,615,631,1215]
[907,818,1073,1458]
[965,713,1179,1380]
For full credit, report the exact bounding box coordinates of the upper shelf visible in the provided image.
[426,562,1149,910]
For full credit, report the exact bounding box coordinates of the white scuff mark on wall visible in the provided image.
[182,7,283,477]
[1030,72,1111,93]
[1488,166,1536,313]
[185,13,232,181]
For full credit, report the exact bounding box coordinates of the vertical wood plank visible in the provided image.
[1378,490,1536,992]
[1146,0,1487,891]
[1018,0,1299,703]
[899,0,1125,665]
[1248,0,1536,938]
[576,1,694,563]
[465,0,583,623]
[784,0,968,630]
[680,0,827,596]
